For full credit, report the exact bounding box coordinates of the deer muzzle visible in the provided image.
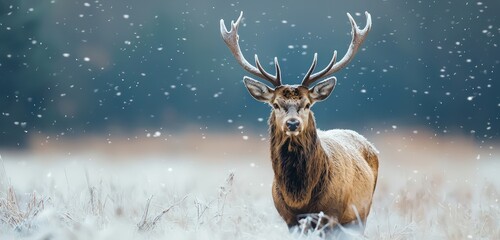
[285,118,302,136]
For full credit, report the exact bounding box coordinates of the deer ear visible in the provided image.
[243,76,274,102]
[309,77,336,102]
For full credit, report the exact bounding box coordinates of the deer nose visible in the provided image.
[286,119,300,131]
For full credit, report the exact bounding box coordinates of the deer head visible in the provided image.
[220,12,371,136]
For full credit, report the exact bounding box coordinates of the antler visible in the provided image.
[301,12,372,87]
[220,12,282,87]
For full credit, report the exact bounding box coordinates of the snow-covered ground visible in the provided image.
[0,133,499,239]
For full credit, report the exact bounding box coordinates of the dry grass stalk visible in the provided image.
[137,195,187,231]
[194,198,211,226]
[85,168,106,217]
[214,172,234,223]
[0,187,45,232]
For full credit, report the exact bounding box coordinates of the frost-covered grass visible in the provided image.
[0,134,499,239]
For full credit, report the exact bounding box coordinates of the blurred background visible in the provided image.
[0,0,498,150]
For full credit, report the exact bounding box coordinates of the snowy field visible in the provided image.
[0,133,499,240]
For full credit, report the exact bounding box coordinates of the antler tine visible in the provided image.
[255,55,282,86]
[301,51,338,87]
[274,57,282,84]
[303,11,372,86]
[220,11,282,87]
[301,53,318,87]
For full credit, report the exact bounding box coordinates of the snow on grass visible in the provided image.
[0,155,291,240]
[0,134,499,239]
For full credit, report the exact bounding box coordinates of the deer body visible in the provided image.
[220,11,378,230]
[270,111,378,227]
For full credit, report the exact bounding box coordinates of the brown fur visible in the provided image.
[222,10,377,231]
[267,90,379,229]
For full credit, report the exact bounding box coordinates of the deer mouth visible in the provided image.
[285,130,300,136]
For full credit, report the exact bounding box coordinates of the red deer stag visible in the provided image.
[220,12,378,232]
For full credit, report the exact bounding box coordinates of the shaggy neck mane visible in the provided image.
[269,112,328,207]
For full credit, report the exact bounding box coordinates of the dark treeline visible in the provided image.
[0,0,498,147]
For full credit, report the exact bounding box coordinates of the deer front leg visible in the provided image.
[272,182,298,228]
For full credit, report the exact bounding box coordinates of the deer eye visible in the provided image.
[305,103,311,109]
[273,103,280,109]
